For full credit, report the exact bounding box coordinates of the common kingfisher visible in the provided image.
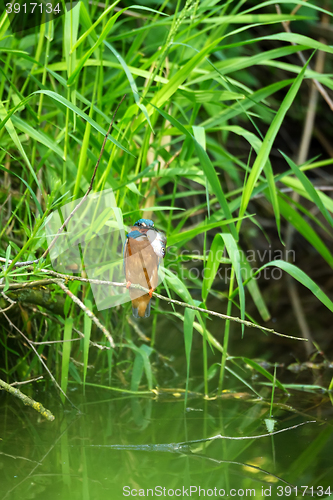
[124,219,166,318]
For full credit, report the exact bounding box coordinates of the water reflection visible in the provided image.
[0,388,333,499]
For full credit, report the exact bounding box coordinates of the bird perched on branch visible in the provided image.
[124,219,166,318]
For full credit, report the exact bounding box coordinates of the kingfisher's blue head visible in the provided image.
[134,219,155,229]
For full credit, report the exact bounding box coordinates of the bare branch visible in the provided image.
[57,281,115,348]
[0,376,55,422]
[1,310,80,411]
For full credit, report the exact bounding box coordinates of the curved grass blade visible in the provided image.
[11,115,66,160]
[280,151,333,229]
[225,365,262,398]
[139,344,153,391]
[239,250,270,321]
[220,233,245,336]
[0,165,43,217]
[68,5,167,87]
[71,2,167,54]
[67,8,126,87]
[150,103,238,240]
[260,260,333,312]
[131,350,144,393]
[281,176,333,216]
[184,308,195,408]
[278,196,333,268]
[130,344,153,392]
[220,125,282,240]
[238,0,333,19]
[202,233,225,302]
[239,53,313,221]
[0,102,41,190]
[168,217,246,246]
[231,356,288,393]
[134,37,223,130]
[83,298,92,393]
[33,90,132,155]
[104,41,153,132]
[203,79,295,128]
[61,317,73,402]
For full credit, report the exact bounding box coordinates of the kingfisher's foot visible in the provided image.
[148,288,154,298]
[126,281,131,289]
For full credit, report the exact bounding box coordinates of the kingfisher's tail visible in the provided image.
[132,299,151,318]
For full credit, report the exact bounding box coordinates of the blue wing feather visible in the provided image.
[127,230,146,239]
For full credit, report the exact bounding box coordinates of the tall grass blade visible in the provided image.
[239,54,313,220]
[61,317,73,402]
[261,260,333,313]
[83,299,92,394]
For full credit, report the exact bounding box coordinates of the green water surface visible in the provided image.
[1,387,333,500]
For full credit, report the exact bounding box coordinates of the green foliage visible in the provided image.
[0,0,332,402]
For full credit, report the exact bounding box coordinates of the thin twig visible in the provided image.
[0,451,41,464]
[0,301,16,313]
[39,271,306,341]
[31,338,81,345]
[285,1,308,26]
[1,290,16,304]
[26,304,111,350]
[0,278,60,290]
[151,289,306,341]
[1,310,80,411]
[0,261,308,340]
[57,281,115,348]
[1,284,110,351]
[10,376,44,385]
[91,420,315,449]
[181,420,316,444]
